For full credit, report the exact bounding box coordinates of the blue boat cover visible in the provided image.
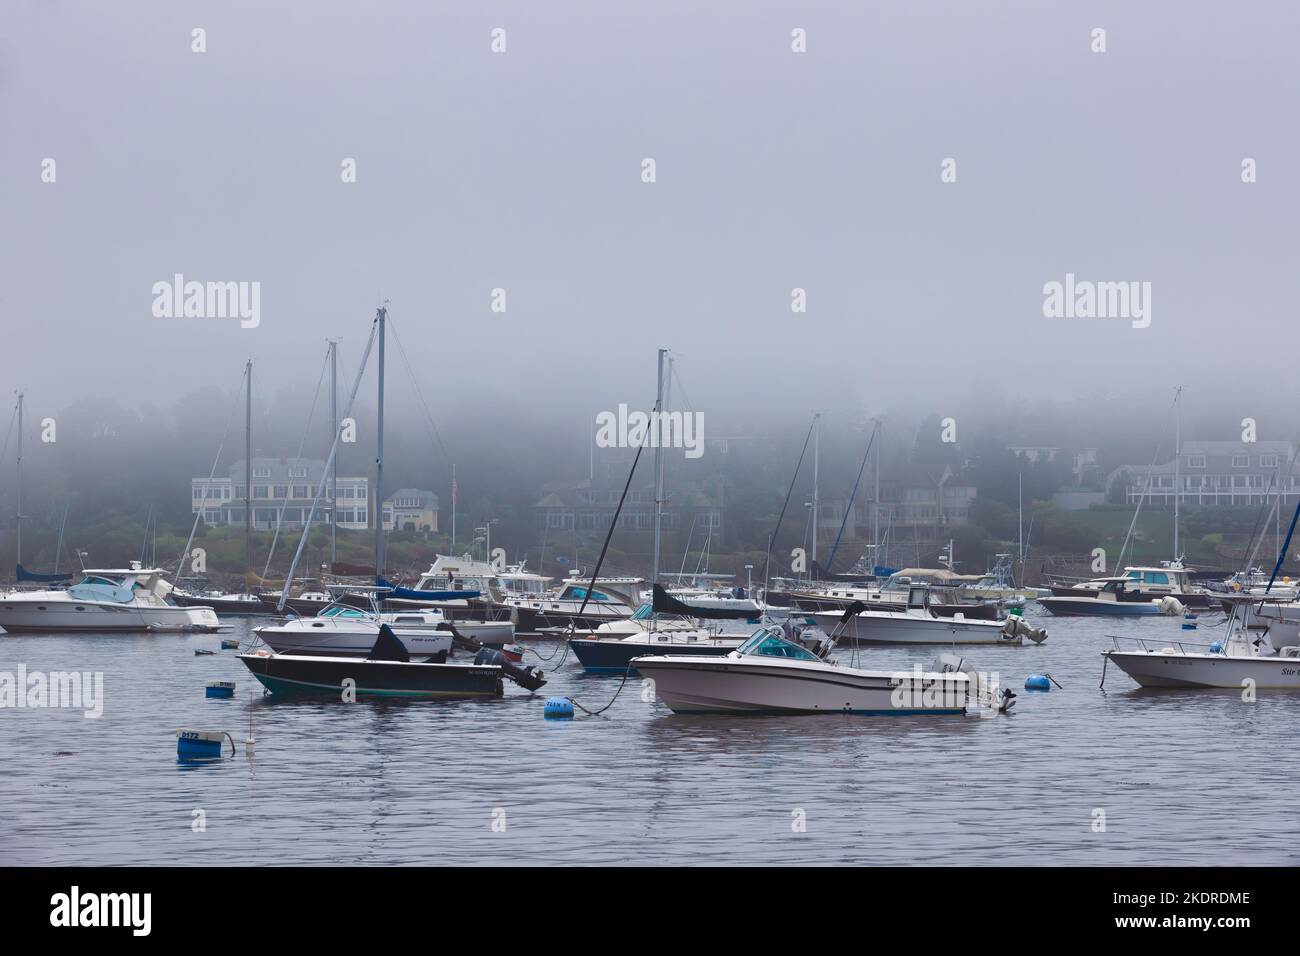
[16,563,73,583]
[375,577,480,602]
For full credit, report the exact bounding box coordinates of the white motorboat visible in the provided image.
[811,585,1045,646]
[254,604,462,658]
[1102,596,1300,689]
[0,564,220,632]
[634,624,1014,716]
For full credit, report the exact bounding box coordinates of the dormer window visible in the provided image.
[253,466,272,478]
[1186,455,1205,468]
[1232,454,1249,468]
[289,465,308,478]
[1261,454,1279,468]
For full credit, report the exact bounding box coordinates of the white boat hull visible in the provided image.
[1105,649,1300,689]
[446,619,514,647]
[633,655,970,714]
[812,610,1016,645]
[0,597,219,632]
[256,621,454,658]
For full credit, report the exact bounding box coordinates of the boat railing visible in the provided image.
[1108,634,1220,655]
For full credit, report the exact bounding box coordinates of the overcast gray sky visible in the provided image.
[3,0,1297,432]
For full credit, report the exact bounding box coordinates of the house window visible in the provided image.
[253,466,271,478]
[1232,454,1250,467]
[293,485,308,498]
[274,485,289,498]
[1186,455,1206,468]
[289,465,308,478]
[1261,455,1279,468]
[254,485,269,498]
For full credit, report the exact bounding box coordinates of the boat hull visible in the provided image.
[570,635,742,673]
[811,611,1016,645]
[0,598,220,632]
[255,622,454,658]
[1105,650,1300,689]
[633,656,969,715]
[239,653,503,698]
[1037,597,1161,616]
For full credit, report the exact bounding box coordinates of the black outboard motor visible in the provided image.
[473,647,547,692]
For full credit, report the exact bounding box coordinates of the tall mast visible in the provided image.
[811,414,820,575]
[374,307,386,578]
[1018,471,1024,566]
[15,392,22,569]
[245,361,252,578]
[872,419,881,569]
[652,348,666,586]
[1173,385,1182,561]
[329,339,338,565]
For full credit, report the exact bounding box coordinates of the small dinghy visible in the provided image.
[239,624,545,699]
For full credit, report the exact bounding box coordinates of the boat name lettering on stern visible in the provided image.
[1041,273,1151,329]
[151,273,261,329]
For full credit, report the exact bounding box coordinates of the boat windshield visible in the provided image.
[737,628,820,661]
[319,605,367,619]
[631,603,654,621]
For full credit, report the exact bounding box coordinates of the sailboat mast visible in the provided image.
[1173,385,1182,561]
[329,339,338,565]
[873,419,881,569]
[1018,471,1024,566]
[811,414,820,575]
[15,392,22,569]
[374,307,387,579]
[652,348,666,586]
[245,360,253,579]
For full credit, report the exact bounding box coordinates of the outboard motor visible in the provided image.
[474,647,547,692]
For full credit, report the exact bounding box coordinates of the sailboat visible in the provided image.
[568,349,746,673]
[240,307,544,697]
[6,393,73,588]
[172,361,267,615]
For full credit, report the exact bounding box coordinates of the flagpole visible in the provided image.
[451,463,457,551]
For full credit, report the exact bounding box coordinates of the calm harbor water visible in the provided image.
[3,608,1298,866]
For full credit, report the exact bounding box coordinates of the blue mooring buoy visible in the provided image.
[544,696,575,719]
[1024,674,1051,692]
[205,681,236,699]
[177,730,227,761]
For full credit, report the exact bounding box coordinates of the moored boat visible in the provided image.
[0,564,221,633]
[634,623,1014,716]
